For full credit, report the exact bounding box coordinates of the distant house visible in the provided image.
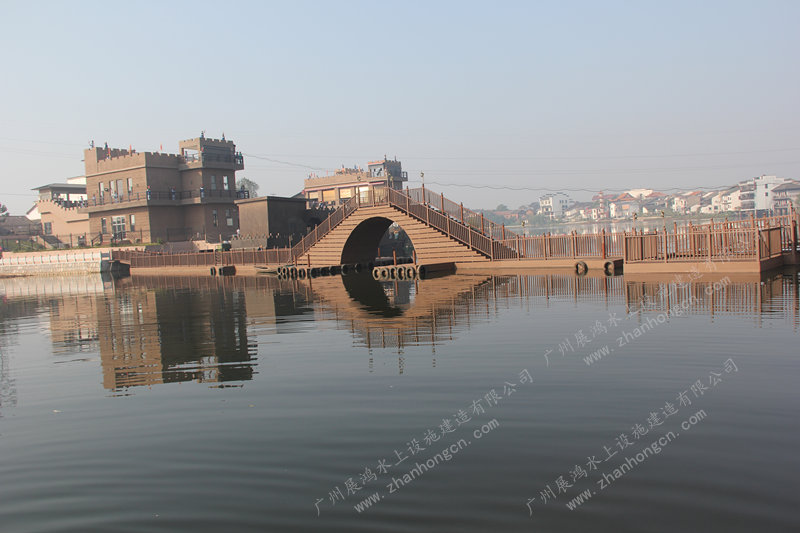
[32,180,90,243]
[772,180,800,216]
[538,193,574,219]
[0,215,40,237]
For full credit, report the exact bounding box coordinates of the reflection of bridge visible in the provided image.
[2,269,796,391]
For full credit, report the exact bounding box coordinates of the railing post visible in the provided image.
[517,235,521,260]
[756,228,762,261]
[393,250,397,266]
[674,222,678,257]
[460,203,464,224]
[501,224,505,240]
[601,228,606,259]
[707,226,712,262]
[440,192,445,213]
[623,231,628,262]
[571,231,577,258]
[663,225,668,263]
[480,213,485,234]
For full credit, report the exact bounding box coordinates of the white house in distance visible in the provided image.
[538,193,574,219]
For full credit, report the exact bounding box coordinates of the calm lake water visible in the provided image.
[0,270,798,532]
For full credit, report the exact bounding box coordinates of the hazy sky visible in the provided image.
[1,0,798,214]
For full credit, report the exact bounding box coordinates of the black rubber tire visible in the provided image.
[575,261,588,275]
[372,268,382,280]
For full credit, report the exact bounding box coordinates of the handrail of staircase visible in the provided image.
[387,187,495,257]
[290,195,360,261]
[405,187,520,241]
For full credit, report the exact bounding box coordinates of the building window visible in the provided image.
[339,187,353,199]
[322,189,336,203]
[212,210,218,227]
[127,178,133,193]
[223,176,229,190]
[101,218,107,234]
[130,214,136,231]
[111,216,126,239]
[99,182,104,199]
[211,175,217,190]
[225,209,234,226]
[43,222,52,235]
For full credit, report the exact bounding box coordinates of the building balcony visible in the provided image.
[80,189,248,213]
[179,152,244,171]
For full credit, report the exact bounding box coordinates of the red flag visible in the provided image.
[160,144,163,152]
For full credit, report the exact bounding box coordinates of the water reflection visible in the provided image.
[0,268,797,394]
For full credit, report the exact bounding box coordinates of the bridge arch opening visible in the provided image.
[340,217,415,265]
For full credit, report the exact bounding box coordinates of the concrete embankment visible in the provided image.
[0,250,115,276]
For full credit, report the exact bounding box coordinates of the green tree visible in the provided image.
[237,178,260,197]
[496,203,508,211]
[0,202,8,218]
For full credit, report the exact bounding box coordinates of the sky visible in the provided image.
[1,0,798,214]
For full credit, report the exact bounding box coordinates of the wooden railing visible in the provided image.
[492,231,626,260]
[113,248,292,268]
[287,185,799,266]
[290,195,360,261]
[406,186,520,241]
[623,223,796,263]
[386,187,495,257]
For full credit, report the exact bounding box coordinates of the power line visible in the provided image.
[406,180,735,193]
[252,146,800,161]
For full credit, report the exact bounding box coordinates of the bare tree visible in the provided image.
[237,178,260,198]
